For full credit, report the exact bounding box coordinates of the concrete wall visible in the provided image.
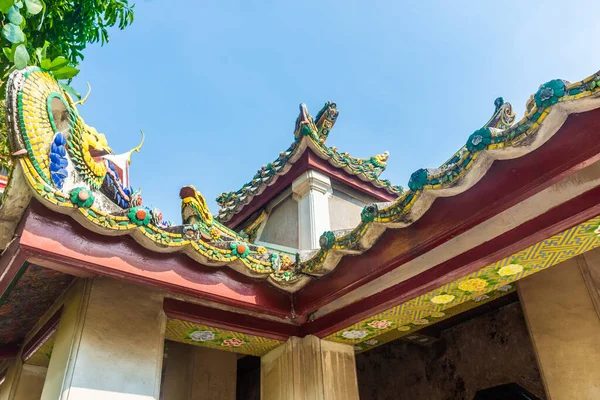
[328,190,363,231]
[356,302,545,400]
[260,196,298,248]
[329,184,377,231]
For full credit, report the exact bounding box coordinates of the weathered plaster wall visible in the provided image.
[260,196,298,248]
[356,303,545,400]
[329,190,363,231]
[329,184,379,231]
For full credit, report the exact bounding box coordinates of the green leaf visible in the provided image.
[7,6,22,24]
[0,0,14,14]
[24,0,41,14]
[53,65,79,79]
[48,56,68,71]
[2,23,24,43]
[40,57,50,69]
[2,47,13,62]
[34,46,42,63]
[52,65,79,80]
[13,43,28,69]
[59,82,80,100]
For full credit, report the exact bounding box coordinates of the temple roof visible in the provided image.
[215,101,401,223]
[1,67,599,293]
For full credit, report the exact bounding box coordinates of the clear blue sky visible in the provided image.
[72,0,600,222]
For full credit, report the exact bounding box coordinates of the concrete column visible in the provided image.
[260,335,359,400]
[160,341,236,400]
[0,359,21,400]
[12,365,47,400]
[292,170,332,250]
[518,257,600,400]
[40,278,166,400]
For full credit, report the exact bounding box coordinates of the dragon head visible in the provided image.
[180,185,213,227]
[80,125,113,178]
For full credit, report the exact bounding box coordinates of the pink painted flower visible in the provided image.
[221,338,245,347]
[367,320,392,330]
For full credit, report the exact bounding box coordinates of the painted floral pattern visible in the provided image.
[367,320,392,329]
[430,294,455,304]
[222,338,245,347]
[497,264,523,276]
[342,330,368,339]
[458,278,488,292]
[189,330,215,342]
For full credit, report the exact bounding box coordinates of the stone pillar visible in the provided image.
[517,256,600,400]
[0,359,21,400]
[260,335,359,400]
[12,365,47,400]
[160,341,237,400]
[292,170,332,250]
[40,278,166,400]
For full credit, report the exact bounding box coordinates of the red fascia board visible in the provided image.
[293,109,600,317]
[19,203,294,320]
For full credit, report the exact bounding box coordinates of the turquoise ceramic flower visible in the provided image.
[408,168,429,191]
[360,204,378,223]
[534,79,566,108]
[466,127,492,152]
[70,187,94,208]
[319,231,336,250]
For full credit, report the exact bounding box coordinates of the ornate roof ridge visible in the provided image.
[215,101,401,223]
[2,67,600,293]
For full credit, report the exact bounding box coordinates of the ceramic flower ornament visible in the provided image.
[230,242,250,258]
[70,187,94,208]
[466,127,492,152]
[128,206,151,226]
[534,79,566,108]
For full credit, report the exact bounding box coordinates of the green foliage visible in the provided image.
[0,0,135,176]
[0,0,135,90]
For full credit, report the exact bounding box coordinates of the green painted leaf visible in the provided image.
[2,47,13,61]
[23,0,41,14]
[7,6,22,24]
[0,0,14,14]
[13,44,28,69]
[52,65,79,80]
[2,23,24,44]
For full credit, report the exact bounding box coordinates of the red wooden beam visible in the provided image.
[163,298,300,341]
[19,204,294,320]
[294,108,600,318]
[22,306,62,363]
[302,183,600,337]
